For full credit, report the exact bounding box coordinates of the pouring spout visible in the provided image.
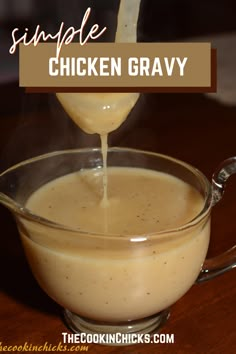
[0,162,32,215]
[0,192,22,214]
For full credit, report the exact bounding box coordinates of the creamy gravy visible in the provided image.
[21,167,210,321]
[26,167,204,234]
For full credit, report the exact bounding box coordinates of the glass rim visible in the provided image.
[0,147,212,240]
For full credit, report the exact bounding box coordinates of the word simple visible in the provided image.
[9,7,106,59]
[49,56,188,77]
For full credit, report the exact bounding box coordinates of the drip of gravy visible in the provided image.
[56,92,139,209]
[100,133,108,208]
[56,0,141,207]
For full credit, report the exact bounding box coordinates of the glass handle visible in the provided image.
[197,157,236,283]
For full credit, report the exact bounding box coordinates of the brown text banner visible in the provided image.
[19,43,215,92]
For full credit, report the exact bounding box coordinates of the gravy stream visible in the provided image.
[56,0,141,213]
[100,133,108,208]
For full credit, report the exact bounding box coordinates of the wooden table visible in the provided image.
[0,86,235,353]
